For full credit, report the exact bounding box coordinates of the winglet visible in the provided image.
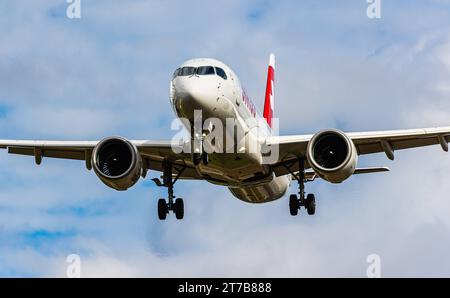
[263,53,275,128]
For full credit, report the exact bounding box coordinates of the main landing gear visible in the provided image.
[152,160,186,220]
[287,158,316,216]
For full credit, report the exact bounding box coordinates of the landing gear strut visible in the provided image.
[192,128,208,166]
[153,160,186,220]
[287,158,316,216]
[192,152,208,166]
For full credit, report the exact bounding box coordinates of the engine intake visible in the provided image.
[307,129,357,183]
[92,137,142,190]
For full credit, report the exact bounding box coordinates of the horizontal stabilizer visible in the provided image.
[353,167,390,175]
[304,167,390,180]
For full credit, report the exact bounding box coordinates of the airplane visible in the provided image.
[1,54,449,220]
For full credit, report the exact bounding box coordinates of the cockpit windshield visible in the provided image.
[178,67,196,76]
[215,67,227,80]
[196,66,215,75]
[173,66,228,80]
[172,68,180,79]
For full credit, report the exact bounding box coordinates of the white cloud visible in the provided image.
[434,41,450,78]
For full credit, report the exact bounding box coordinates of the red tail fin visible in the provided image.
[263,54,275,128]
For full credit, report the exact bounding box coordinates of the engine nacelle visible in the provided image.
[306,129,358,183]
[92,137,143,191]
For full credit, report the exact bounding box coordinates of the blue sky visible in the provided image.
[0,0,450,277]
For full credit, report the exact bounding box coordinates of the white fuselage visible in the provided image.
[170,58,290,203]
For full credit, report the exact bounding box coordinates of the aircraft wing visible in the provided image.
[269,126,450,176]
[0,139,201,179]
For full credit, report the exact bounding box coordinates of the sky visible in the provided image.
[0,0,450,277]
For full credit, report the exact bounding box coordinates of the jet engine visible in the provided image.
[306,129,358,183]
[92,137,143,190]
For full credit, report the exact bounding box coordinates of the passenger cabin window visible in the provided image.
[178,67,196,76]
[196,66,215,75]
[215,67,227,80]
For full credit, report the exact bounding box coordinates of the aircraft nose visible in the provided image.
[172,78,218,118]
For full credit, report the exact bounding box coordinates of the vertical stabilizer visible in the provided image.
[263,54,275,128]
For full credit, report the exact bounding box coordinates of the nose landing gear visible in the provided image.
[192,128,209,166]
[192,152,208,166]
[287,158,316,216]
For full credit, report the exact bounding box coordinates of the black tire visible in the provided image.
[306,194,316,215]
[158,199,168,220]
[202,153,209,165]
[289,194,299,216]
[192,153,202,166]
[174,198,184,220]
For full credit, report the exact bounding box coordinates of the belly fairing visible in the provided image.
[228,174,290,203]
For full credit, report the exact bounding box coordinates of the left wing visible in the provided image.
[269,126,450,176]
[0,139,201,179]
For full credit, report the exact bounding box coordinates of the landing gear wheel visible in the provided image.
[174,198,184,220]
[158,198,168,220]
[202,152,209,165]
[289,194,299,216]
[306,194,316,215]
[192,153,202,166]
